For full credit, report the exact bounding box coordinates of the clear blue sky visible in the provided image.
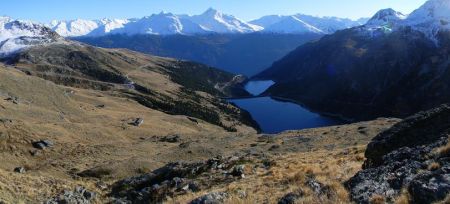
[2,0,427,22]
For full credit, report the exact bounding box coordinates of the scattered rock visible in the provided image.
[179,142,191,148]
[160,135,180,143]
[278,189,304,204]
[231,165,246,178]
[0,132,7,141]
[269,144,280,151]
[187,182,200,192]
[4,97,19,104]
[189,192,228,204]
[29,150,41,156]
[78,166,112,179]
[357,126,367,130]
[96,181,108,191]
[131,118,144,127]
[96,104,105,108]
[306,177,332,197]
[45,186,96,204]
[0,118,12,124]
[262,159,276,168]
[188,117,199,124]
[32,139,54,150]
[14,167,26,174]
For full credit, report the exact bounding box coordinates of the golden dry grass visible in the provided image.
[169,146,367,204]
[428,162,441,171]
[435,137,450,158]
[395,188,411,204]
[369,194,386,204]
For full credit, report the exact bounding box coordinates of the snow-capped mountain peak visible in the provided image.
[403,0,450,43]
[109,11,208,35]
[202,8,221,17]
[44,9,370,37]
[188,8,263,33]
[408,0,450,21]
[0,18,61,56]
[98,18,129,33]
[251,14,367,34]
[366,8,407,27]
[49,19,99,37]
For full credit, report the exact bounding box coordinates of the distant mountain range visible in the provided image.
[250,14,368,34]
[0,8,370,76]
[255,0,450,119]
[46,8,367,37]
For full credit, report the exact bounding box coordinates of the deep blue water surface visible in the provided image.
[230,80,341,133]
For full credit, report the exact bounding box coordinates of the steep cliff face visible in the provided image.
[347,104,450,203]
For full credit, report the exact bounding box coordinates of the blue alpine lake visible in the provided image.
[229,80,342,133]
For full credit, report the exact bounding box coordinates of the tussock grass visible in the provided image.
[169,146,366,204]
[435,137,450,158]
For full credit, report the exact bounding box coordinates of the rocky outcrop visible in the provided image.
[45,186,96,204]
[189,192,229,204]
[110,156,251,203]
[346,104,450,203]
[364,104,450,167]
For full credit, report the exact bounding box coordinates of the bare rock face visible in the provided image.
[364,104,450,168]
[346,104,450,203]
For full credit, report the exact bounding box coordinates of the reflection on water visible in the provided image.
[245,80,275,96]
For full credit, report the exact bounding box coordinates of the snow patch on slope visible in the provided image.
[363,9,406,28]
[262,16,324,34]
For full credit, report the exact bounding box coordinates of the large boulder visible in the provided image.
[346,104,450,204]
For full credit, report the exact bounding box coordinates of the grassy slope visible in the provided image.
[0,64,257,202]
[8,41,257,131]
